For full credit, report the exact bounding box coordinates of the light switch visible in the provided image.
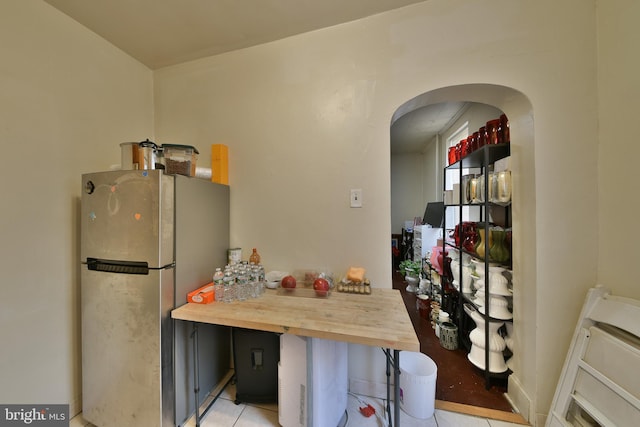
[350,189,362,208]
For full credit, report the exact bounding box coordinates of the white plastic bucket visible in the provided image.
[399,351,437,419]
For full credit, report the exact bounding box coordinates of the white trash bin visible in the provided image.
[399,351,437,419]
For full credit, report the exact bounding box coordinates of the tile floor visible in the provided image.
[69,382,527,427]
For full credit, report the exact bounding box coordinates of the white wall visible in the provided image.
[391,153,425,234]
[153,1,599,424]
[0,0,153,415]
[421,134,440,206]
[596,0,640,297]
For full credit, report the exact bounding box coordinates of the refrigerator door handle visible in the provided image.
[85,257,174,275]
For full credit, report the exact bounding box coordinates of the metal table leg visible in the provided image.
[394,349,400,427]
[385,349,392,426]
[383,348,401,427]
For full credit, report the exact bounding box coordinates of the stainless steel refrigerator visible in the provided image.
[80,170,231,427]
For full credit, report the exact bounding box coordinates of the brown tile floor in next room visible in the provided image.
[392,270,514,412]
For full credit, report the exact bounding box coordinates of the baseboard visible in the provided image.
[506,374,533,424]
[435,400,528,425]
[69,393,82,420]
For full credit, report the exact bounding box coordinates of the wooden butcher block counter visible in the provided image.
[171,287,419,352]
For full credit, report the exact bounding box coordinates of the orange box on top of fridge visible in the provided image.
[187,282,215,304]
[211,144,229,185]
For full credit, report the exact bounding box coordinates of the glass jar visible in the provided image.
[462,174,473,204]
[461,137,470,157]
[497,170,512,203]
[488,172,498,203]
[478,127,487,148]
[469,132,478,152]
[469,176,479,204]
[486,119,501,145]
[448,146,457,165]
[471,132,480,151]
[500,114,510,144]
[477,174,485,203]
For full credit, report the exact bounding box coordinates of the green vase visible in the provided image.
[489,228,510,263]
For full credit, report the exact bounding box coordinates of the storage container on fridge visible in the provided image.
[163,144,199,176]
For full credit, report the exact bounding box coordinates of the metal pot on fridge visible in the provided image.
[120,139,160,170]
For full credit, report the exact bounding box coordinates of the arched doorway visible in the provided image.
[390,84,535,419]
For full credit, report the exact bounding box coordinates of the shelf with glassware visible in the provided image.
[443,142,514,387]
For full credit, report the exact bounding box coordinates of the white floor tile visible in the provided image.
[434,409,490,427]
[246,401,278,413]
[217,382,236,401]
[199,398,245,427]
[234,405,279,427]
[487,418,527,427]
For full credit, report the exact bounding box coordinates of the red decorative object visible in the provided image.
[448,146,457,165]
[313,278,330,295]
[500,114,510,144]
[454,221,478,250]
[359,404,376,417]
[486,119,501,145]
[281,275,297,289]
[468,133,477,154]
[461,137,470,157]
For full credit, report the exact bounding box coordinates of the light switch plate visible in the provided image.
[350,189,362,208]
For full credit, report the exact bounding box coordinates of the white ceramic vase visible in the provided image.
[467,345,509,373]
[488,271,512,296]
[451,258,461,291]
[504,322,515,351]
[461,264,474,293]
[405,275,419,293]
[478,294,513,320]
[464,304,508,373]
[465,304,505,349]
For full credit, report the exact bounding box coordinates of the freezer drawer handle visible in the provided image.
[87,258,149,275]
